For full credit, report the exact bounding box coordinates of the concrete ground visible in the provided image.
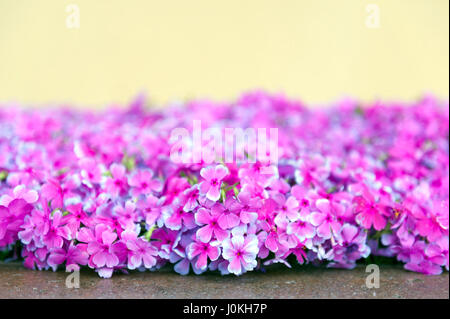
[0,262,448,299]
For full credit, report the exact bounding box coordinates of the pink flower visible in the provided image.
[425,236,449,271]
[287,215,316,241]
[113,200,138,230]
[199,165,229,201]
[137,194,164,227]
[164,203,196,231]
[42,210,70,250]
[104,163,129,197]
[237,191,261,224]
[222,234,259,275]
[353,188,387,231]
[62,203,91,237]
[122,231,158,270]
[181,185,200,212]
[217,198,241,230]
[195,207,229,243]
[47,243,89,271]
[85,225,121,269]
[310,199,342,239]
[273,195,300,226]
[41,178,64,209]
[187,240,220,270]
[128,169,162,197]
[0,199,33,244]
[79,158,104,186]
[164,177,190,204]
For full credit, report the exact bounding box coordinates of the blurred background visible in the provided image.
[0,0,448,108]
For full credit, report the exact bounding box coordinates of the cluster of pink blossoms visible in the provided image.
[0,91,448,278]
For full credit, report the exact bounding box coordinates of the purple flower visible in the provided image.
[329,224,370,269]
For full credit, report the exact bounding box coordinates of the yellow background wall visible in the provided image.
[0,0,448,108]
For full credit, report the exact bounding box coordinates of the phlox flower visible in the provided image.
[104,163,129,197]
[164,202,196,231]
[287,214,316,241]
[187,239,221,270]
[352,185,388,231]
[128,169,162,198]
[329,224,370,269]
[79,158,104,186]
[122,230,158,270]
[113,200,138,230]
[194,207,229,243]
[0,198,34,245]
[310,199,342,239]
[222,234,259,275]
[199,165,229,201]
[81,225,122,270]
[137,194,164,227]
[47,243,89,271]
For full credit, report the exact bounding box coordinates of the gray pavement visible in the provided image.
[0,262,448,299]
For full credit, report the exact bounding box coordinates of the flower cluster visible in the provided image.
[0,92,448,277]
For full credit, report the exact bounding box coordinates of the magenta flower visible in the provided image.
[199,165,229,201]
[0,199,33,245]
[353,187,387,231]
[62,203,91,237]
[329,224,371,269]
[181,185,200,212]
[113,200,138,230]
[237,191,261,224]
[273,195,300,226]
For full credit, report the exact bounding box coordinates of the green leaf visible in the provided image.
[0,171,7,181]
[122,155,136,171]
[144,225,157,241]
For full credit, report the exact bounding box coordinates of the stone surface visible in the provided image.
[0,262,448,299]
